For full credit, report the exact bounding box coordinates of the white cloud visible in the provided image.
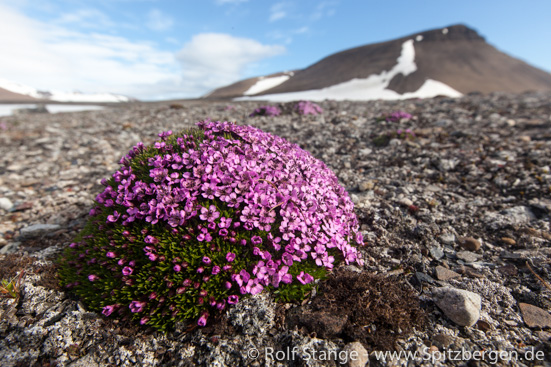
[269,2,290,22]
[146,9,173,31]
[267,26,310,45]
[311,1,338,21]
[55,8,117,30]
[0,3,180,100]
[0,4,286,100]
[177,33,285,95]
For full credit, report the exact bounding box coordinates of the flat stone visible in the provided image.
[432,333,455,349]
[430,246,445,260]
[497,264,518,276]
[457,251,480,263]
[0,197,13,211]
[458,237,481,251]
[19,224,61,238]
[435,266,461,281]
[0,242,21,254]
[416,272,436,285]
[433,287,481,327]
[519,303,551,328]
[341,342,368,367]
[500,206,536,224]
[439,233,456,246]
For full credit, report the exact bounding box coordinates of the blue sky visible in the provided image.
[1,0,550,100]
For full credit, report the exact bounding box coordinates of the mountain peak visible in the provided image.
[206,24,551,101]
[412,24,485,42]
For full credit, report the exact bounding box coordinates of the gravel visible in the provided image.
[1,91,550,366]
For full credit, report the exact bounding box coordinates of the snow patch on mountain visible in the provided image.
[238,39,462,102]
[243,74,292,95]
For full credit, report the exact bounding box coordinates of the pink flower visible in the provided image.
[297,271,314,285]
[173,264,182,272]
[211,266,220,275]
[202,256,211,265]
[129,300,145,313]
[106,251,116,258]
[226,252,236,262]
[140,317,149,325]
[197,312,208,327]
[228,295,239,304]
[234,269,250,287]
[88,274,99,282]
[102,305,115,316]
[122,266,133,276]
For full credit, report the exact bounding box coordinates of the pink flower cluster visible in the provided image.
[386,111,412,122]
[82,120,364,327]
[294,101,323,115]
[249,105,281,117]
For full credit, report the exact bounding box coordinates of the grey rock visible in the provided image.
[434,266,461,281]
[19,224,61,238]
[438,233,456,246]
[430,246,445,260]
[433,287,482,327]
[228,293,275,336]
[500,206,537,224]
[456,251,480,263]
[342,342,368,367]
[0,242,20,254]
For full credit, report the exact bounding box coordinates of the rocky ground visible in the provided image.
[0,92,550,366]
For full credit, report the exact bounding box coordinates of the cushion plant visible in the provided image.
[58,120,364,331]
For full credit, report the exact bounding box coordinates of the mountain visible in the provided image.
[205,24,551,101]
[0,78,134,103]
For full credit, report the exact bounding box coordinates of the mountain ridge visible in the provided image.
[205,24,551,101]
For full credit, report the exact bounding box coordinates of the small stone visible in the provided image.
[501,206,536,225]
[500,237,516,246]
[519,303,551,328]
[537,331,551,341]
[497,264,518,276]
[0,197,13,211]
[0,242,21,254]
[19,224,61,238]
[458,237,481,251]
[427,345,439,354]
[430,246,444,260]
[358,180,375,192]
[341,342,368,367]
[432,333,455,349]
[415,272,436,285]
[438,233,455,246]
[398,197,413,207]
[13,202,33,212]
[456,251,480,263]
[433,287,481,327]
[476,320,492,332]
[435,266,461,281]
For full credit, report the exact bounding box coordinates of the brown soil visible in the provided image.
[286,269,427,351]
